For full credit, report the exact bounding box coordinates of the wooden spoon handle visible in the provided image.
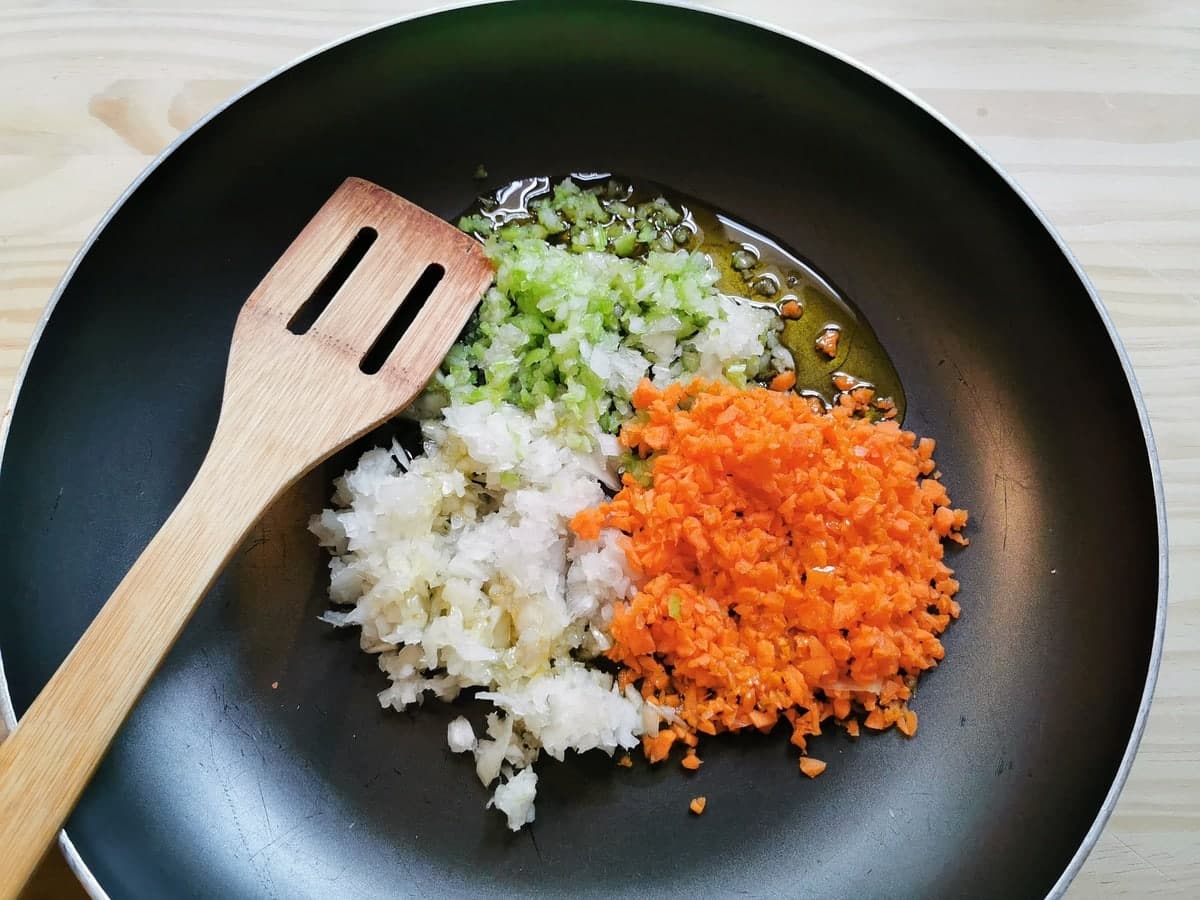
[0,446,278,898]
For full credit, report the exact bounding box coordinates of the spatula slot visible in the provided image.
[287,226,378,335]
[359,263,446,374]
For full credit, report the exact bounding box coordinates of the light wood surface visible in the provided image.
[0,175,493,898]
[1,2,1195,897]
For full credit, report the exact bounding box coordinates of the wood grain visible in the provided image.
[0,172,492,898]
[0,1,1196,897]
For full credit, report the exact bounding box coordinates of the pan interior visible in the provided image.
[0,3,1159,898]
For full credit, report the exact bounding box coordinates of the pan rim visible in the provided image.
[0,2,1167,898]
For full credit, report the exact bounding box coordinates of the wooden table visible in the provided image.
[2,2,1195,897]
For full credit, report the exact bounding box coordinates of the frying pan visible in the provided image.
[0,2,1165,898]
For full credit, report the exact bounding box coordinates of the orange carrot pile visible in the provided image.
[571,378,967,770]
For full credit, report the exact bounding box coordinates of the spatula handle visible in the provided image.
[0,448,277,898]
[0,176,495,896]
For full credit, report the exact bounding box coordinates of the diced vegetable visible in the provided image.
[571,378,967,768]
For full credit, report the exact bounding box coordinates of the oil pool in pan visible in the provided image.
[465,173,905,422]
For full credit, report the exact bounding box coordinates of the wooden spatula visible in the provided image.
[0,177,495,897]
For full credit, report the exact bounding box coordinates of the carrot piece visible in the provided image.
[571,507,605,541]
[770,370,797,392]
[643,425,671,450]
[643,729,677,763]
[780,299,803,319]
[681,751,702,770]
[799,757,827,778]
[832,372,858,392]
[689,796,707,815]
[815,328,840,358]
[850,386,875,408]
[631,378,657,409]
[618,754,633,768]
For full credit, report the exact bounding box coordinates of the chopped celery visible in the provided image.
[443,178,779,435]
[668,593,682,619]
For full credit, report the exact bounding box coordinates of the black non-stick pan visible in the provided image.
[0,3,1165,898]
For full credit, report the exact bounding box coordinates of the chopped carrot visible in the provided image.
[799,757,827,778]
[618,754,633,768]
[780,299,803,319]
[832,372,859,392]
[850,386,876,408]
[571,507,605,541]
[689,796,707,815]
[769,370,797,392]
[569,378,966,776]
[681,751,702,770]
[815,327,840,358]
[643,729,677,762]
